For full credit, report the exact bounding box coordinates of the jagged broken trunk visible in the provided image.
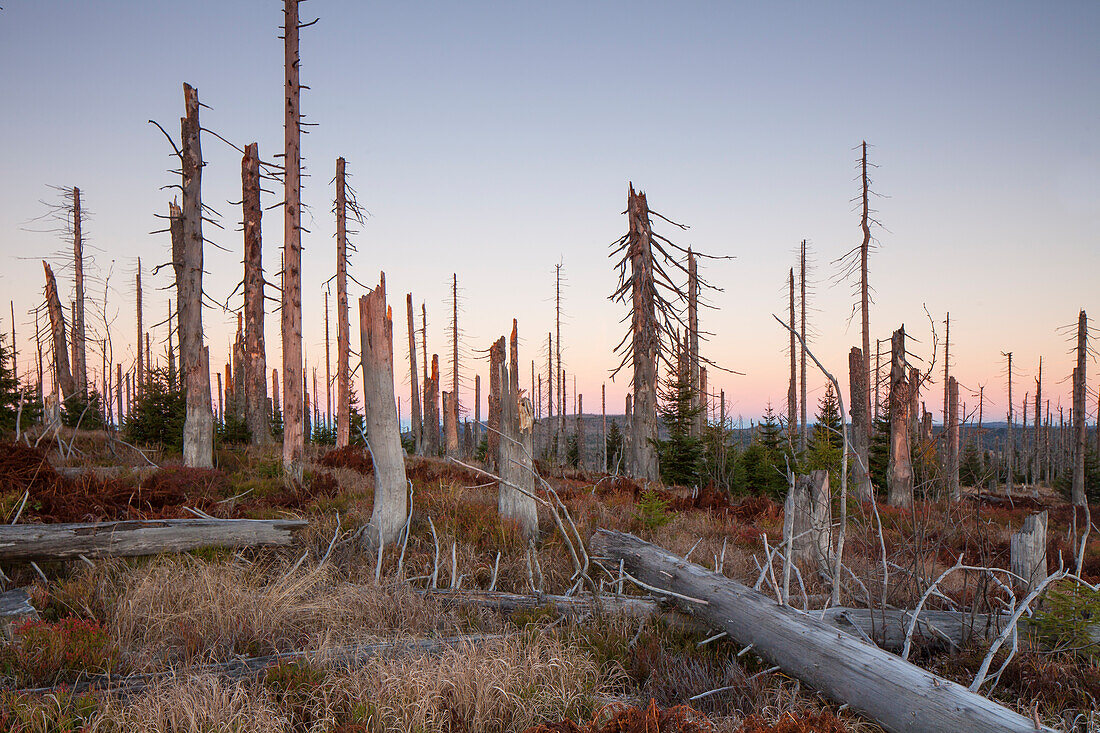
[359,275,408,546]
[179,83,214,468]
[497,327,538,540]
[886,327,912,507]
[42,261,75,401]
[784,470,832,574]
[621,186,658,481]
[242,142,270,444]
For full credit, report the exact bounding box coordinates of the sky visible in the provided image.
[1,1,1098,426]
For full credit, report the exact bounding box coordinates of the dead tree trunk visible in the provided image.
[590,530,1056,733]
[451,274,460,445]
[1010,510,1048,592]
[1005,351,1014,495]
[859,142,873,445]
[115,363,123,426]
[242,142,269,444]
[135,258,143,398]
[848,347,872,502]
[688,249,702,439]
[947,376,960,500]
[488,337,505,470]
[799,240,808,452]
[1033,358,1042,486]
[555,265,565,467]
[281,0,305,479]
[787,268,797,447]
[359,274,408,546]
[179,83,213,469]
[407,293,422,454]
[443,391,458,457]
[1072,310,1087,505]
[71,187,87,395]
[474,374,481,445]
[330,159,350,448]
[42,262,75,400]
[498,331,537,539]
[784,470,831,573]
[426,354,440,455]
[576,393,585,469]
[886,327,912,507]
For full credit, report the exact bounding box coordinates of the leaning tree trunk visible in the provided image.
[242,142,269,444]
[886,327,912,507]
[42,262,76,401]
[591,530,1055,733]
[179,83,214,468]
[498,331,538,540]
[71,186,87,395]
[359,275,408,547]
[848,347,872,502]
[281,0,305,479]
[1072,310,1087,506]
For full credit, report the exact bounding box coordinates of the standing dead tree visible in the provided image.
[688,249,703,439]
[332,157,363,448]
[242,142,270,444]
[449,273,461,456]
[497,326,538,539]
[135,258,143,397]
[787,268,797,447]
[610,184,722,482]
[886,326,913,507]
[799,239,808,452]
[1072,310,1088,506]
[946,376,960,500]
[406,293,422,454]
[834,142,881,449]
[848,346,872,501]
[70,187,87,396]
[359,274,408,546]
[281,0,310,480]
[41,262,75,400]
[1002,351,1014,495]
[488,337,504,470]
[179,83,214,468]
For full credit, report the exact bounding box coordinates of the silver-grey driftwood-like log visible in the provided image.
[0,518,306,562]
[589,529,1054,733]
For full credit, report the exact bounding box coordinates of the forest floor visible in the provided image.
[0,431,1098,732]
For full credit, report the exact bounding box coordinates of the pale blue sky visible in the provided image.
[1,1,1097,423]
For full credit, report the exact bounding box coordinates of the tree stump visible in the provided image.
[1010,510,1048,592]
[784,470,832,573]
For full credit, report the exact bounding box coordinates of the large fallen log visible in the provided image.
[0,518,307,561]
[423,590,664,618]
[591,529,1054,733]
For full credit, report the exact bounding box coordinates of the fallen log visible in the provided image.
[591,529,1054,733]
[423,589,664,618]
[15,633,502,698]
[0,518,307,562]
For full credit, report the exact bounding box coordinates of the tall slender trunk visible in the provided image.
[555,265,564,465]
[1072,311,1087,505]
[688,249,701,439]
[281,0,305,479]
[242,142,269,444]
[488,337,505,470]
[602,383,607,472]
[1005,352,1014,495]
[324,292,331,430]
[625,186,659,481]
[452,273,459,433]
[335,158,351,448]
[179,83,213,468]
[407,292,422,454]
[1033,358,1042,485]
[135,258,143,397]
[787,268,797,447]
[799,239,807,452]
[859,142,872,444]
[947,376,960,501]
[849,347,872,502]
[71,187,87,395]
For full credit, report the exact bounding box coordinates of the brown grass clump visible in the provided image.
[737,710,850,732]
[524,700,711,733]
[320,445,374,475]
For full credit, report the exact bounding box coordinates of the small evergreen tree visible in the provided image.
[806,384,842,478]
[0,334,23,433]
[125,369,186,449]
[736,403,789,499]
[657,361,703,487]
[62,391,106,430]
[605,419,624,471]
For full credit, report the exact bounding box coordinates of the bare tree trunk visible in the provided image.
[281,0,305,480]
[943,312,950,430]
[332,159,351,448]
[576,393,585,469]
[859,142,872,445]
[787,268,797,447]
[799,239,807,453]
[242,142,268,444]
[42,262,75,400]
[426,354,440,455]
[785,470,831,574]
[849,347,872,502]
[474,373,481,446]
[359,274,408,546]
[179,83,214,469]
[452,273,460,439]
[497,336,538,539]
[602,383,607,472]
[1005,351,1014,495]
[947,376,960,501]
[135,258,143,398]
[1072,311,1087,505]
[115,363,123,426]
[625,186,659,481]
[488,337,504,470]
[886,327,912,507]
[406,293,422,454]
[1010,511,1048,592]
[555,265,564,467]
[71,187,87,395]
[324,290,331,432]
[444,391,459,457]
[688,249,702,439]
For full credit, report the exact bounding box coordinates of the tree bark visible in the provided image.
[407,293,423,454]
[498,335,538,539]
[488,337,505,470]
[282,0,305,478]
[787,268,797,447]
[886,327,912,507]
[1010,510,1048,592]
[590,530,1055,733]
[784,470,831,573]
[135,258,143,398]
[1072,311,1087,505]
[42,262,75,401]
[71,187,87,395]
[180,83,213,469]
[359,275,408,546]
[241,142,269,444]
[626,186,658,482]
[848,347,872,502]
[947,376,960,500]
[0,518,306,561]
